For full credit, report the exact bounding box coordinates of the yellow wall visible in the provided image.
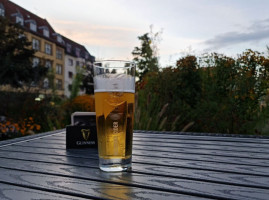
[25,32,65,96]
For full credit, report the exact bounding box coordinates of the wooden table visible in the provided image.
[0,129,269,200]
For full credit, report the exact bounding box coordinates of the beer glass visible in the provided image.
[93,60,135,172]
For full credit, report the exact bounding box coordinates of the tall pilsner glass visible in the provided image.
[93,60,135,172]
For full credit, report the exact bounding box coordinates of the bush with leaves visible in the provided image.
[135,56,202,131]
[61,95,95,125]
[135,50,269,135]
[0,116,41,140]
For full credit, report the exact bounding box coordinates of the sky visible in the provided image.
[11,0,269,67]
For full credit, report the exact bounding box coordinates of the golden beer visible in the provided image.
[93,60,135,171]
[95,92,134,160]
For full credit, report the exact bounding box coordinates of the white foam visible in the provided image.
[94,74,135,93]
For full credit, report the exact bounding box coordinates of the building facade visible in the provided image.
[0,0,94,97]
[62,36,95,97]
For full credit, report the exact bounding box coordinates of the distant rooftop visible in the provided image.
[0,0,95,62]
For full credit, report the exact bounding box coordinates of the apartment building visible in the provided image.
[62,36,95,97]
[0,0,95,97]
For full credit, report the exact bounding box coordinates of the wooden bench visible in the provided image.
[0,129,268,199]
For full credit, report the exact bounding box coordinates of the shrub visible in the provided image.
[0,117,41,140]
[61,95,95,125]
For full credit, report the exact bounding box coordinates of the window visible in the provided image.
[66,44,72,53]
[68,71,73,79]
[85,53,89,60]
[76,61,80,67]
[16,13,24,26]
[32,57,39,67]
[75,48,80,57]
[56,79,62,90]
[19,34,25,39]
[43,78,49,89]
[0,3,5,17]
[68,58,73,66]
[43,27,49,37]
[45,60,52,69]
[32,38,40,50]
[45,43,52,55]
[56,48,63,60]
[57,35,63,43]
[30,21,37,32]
[56,64,62,75]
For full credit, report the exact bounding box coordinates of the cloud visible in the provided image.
[50,19,140,48]
[48,19,144,59]
[204,18,269,50]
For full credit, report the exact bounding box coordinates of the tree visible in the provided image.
[176,56,202,107]
[132,27,161,81]
[70,67,84,99]
[197,50,269,134]
[46,67,57,100]
[81,64,94,95]
[81,73,94,95]
[134,50,269,135]
[0,17,46,87]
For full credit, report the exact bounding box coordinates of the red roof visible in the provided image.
[0,0,60,44]
[61,35,95,61]
[0,0,94,61]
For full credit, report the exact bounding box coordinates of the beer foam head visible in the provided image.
[94,74,135,93]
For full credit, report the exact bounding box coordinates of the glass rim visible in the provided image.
[94,60,135,69]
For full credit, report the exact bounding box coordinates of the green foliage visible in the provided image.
[70,68,84,99]
[0,17,47,87]
[132,31,160,81]
[135,56,202,131]
[61,95,95,126]
[196,51,269,134]
[0,91,58,133]
[135,50,269,135]
[0,90,69,134]
[81,71,94,95]
[47,68,57,100]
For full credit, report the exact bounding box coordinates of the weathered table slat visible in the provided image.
[8,142,269,170]
[133,137,269,147]
[0,168,202,200]
[17,133,269,157]
[132,141,269,154]
[0,183,88,200]
[0,154,269,199]
[43,133,269,145]
[0,130,268,200]
[1,145,269,178]
[2,144,269,167]
[13,139,269,160]
[0,155,268,191]
[134,130,269,141]
[38,137,269,153]
[1,145,269,177]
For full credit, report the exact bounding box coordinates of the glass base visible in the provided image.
[99,156,132,172]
